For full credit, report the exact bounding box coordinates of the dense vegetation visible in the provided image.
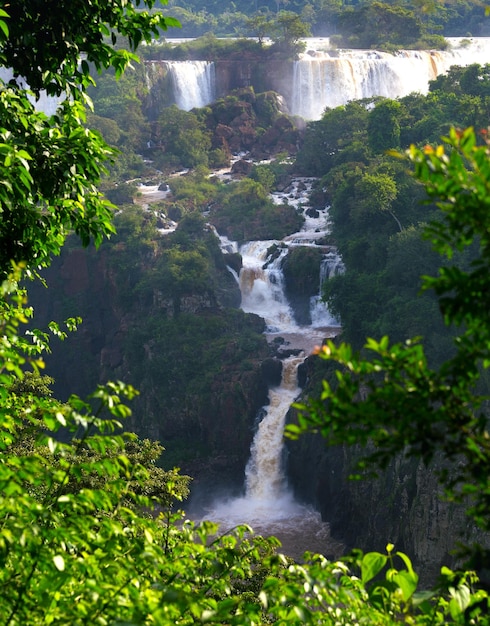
[295,64,490,361]
[153,0,488,48]
[2,0,490,623]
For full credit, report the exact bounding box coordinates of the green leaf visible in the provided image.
[449,584,471,618]
[392,570,418,602]
[0,18,8,39]
[361,552,387,585]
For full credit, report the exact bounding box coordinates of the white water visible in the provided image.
[204,355,342,560]
[292,38,490,119]
[201,177,343,558]
[245,357,303,502]
[209,356,303,526]
[217,176,342,350]
[164,60,215,110]
[149,38,490,120]
[239,241,296,334]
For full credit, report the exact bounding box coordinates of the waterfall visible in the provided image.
[200,332,340,557]
[320,250,345,281]
[239,241,298,334]
[200,177,344,559]
[214,177,341,346]
[165,60,215,111]
[146,38,490,120]
[245,356,303,504]
[290,38,490,119]
[206,355,305,528]
[310,250,344,327]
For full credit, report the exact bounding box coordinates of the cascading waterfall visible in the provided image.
[202,179,343,558]
[208,355,304,526]
[148,38,490,120]
[165,60,215,111]
[245,356,303,504]
[291,38,490,119]
[291,51,440,119]
[310,251,344,327]
[320,251,345,282]
[239,241,297,334]
[203,348,341,558]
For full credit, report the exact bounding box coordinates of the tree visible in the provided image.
[153,105,211,168]
[295,101,369,176]
[269,10,311,55]
[2,3,490,622]
[337,1,423,48]
[0,1,178,278]
[245,12,274,44]
[368,99,403,153]
[289,127,490,569]
[2,1,178,98]
[357,172,401,231]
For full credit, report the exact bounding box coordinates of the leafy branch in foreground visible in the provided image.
[1,0,180,98]
[0,2,179,279]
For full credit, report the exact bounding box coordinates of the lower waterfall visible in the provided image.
[244,355,304,506]
[198,178,343,559]
[201,353,342,560]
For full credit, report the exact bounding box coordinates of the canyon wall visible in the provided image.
[28,235,272,496]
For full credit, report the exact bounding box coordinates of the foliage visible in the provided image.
[250,156,292,192]
[211,178,304,241]
[0,1,177,279]
[143,33,264,60]
[152,105,212,169]
[337,2,424,49]
[368,100,403,153]
[295,101,370,176]
[1,280,487,623]
[429,63,490,98]
[295,64,490,356]
[160,0,488,40]
[267,11,311,57]
[1,0,178,98]
[168,165,220,209]
[4,2,490,622]
[0,93,116,278]
[290,127,490,568]
[87,67,151,154]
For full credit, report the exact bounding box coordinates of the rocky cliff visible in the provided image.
[286,355,490,586]
[28,216,272,495]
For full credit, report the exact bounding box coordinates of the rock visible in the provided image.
[306,207,320,218]
[231,159,253,176]
[260,358,283,387]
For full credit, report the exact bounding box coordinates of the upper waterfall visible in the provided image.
[164,60,216,111]
[291,37,490,119]
[153,37,490,121]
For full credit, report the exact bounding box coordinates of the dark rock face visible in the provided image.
[286,356,490,586]
[231,159,253,177]
[28,238,270,491]
[213,60,295,113]
[282,247,324,326]
[204,86,302,160]
[260,358,283,387]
